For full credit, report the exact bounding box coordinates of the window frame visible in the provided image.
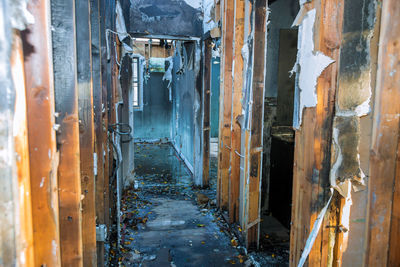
[132,56,143,111]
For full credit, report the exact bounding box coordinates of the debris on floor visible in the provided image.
[109,143,288,266]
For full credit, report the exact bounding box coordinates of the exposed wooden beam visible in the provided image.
[90,0,105,264]
[101,0,111,230]
[22,0,61,265]
[76,0,97,265]
[51,0,83,265]
[365,0,400,265]
[11,31,35,267]
[203,39,212,187]
[229,0,245,223]
[244,0,267,249]
[217,0,235,210]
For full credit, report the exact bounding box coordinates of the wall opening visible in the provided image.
[260,0,299,260]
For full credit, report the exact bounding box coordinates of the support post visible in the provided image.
[202,39,212,187]
[76,0,97,265]
[90,0,105,264]
[365,0,400,265]
[243,0,267,248]
[229,0,245,223]
[22,0,61,265]
[217,0,235,210]
[51,0,83,265]
[11,31,35,267]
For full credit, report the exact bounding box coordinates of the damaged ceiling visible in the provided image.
[127,0,203,37]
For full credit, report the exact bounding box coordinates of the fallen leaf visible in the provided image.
[231,239,238,247]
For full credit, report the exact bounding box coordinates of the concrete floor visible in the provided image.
[115,143,246,266]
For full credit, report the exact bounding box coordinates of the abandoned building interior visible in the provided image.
[1,0,399,266]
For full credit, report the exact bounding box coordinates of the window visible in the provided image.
[132,57,141,109]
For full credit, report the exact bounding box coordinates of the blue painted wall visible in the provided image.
[134,73,172,141]
[171,44,196,169]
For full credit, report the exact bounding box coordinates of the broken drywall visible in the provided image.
[329,0,377,193]
[292,9,334,129]
[116,0,128,41]
[163,57,174,101]
[330,116,366,191]
[129,0,202,37]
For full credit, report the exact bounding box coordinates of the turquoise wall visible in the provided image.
[210,57,220,138]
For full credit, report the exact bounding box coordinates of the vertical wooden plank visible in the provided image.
[311,0,344,265]
[389,136,400,266]
[217,0,224,204]
[22,0,61,265]
[203,39,212,187]
[0,2,17,265]
[229,0,245,223]
[245,0,267,249]
[98,0,109,237]
[365,0,400,265]
[76,0,97,265]
[101,0,111,230]
[90,0,105,265]
[51,0,83,265]
[217,0,234,210]
[11,32,35,267]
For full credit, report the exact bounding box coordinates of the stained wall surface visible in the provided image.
[134,73,172,141]
[171,44,197,170]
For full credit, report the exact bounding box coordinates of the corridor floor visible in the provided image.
[115,143,246,266]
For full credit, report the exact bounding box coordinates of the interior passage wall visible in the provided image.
[171,45,196,170]
[210,56,220,138]
[134,73,172,141]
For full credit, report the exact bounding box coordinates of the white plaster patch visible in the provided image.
[184,0,202,9]
[203,0,217,33]
[354,95,371,117]
[329,127,342,189]
[292,9,334,129]
[9,0,34,31]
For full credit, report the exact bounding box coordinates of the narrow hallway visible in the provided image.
[1,0,399,266]
[115,144,244,266]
